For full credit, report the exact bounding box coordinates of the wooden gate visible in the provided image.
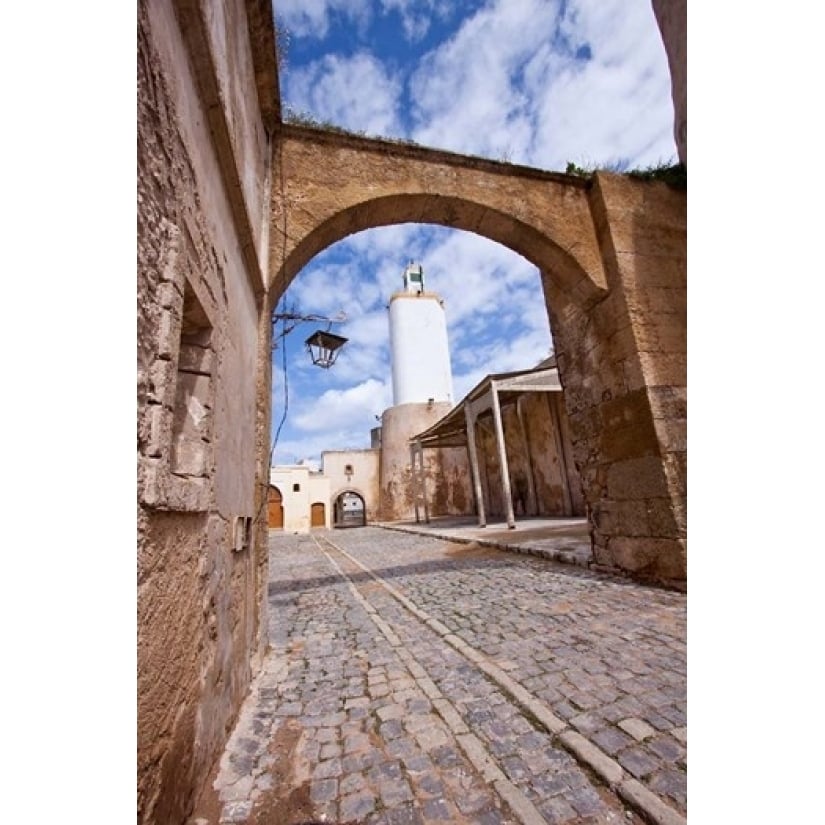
[310,502,325,527]
[267,487,283,529]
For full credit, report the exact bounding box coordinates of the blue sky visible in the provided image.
[271,0,678,466]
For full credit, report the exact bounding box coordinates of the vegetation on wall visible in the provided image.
[566,160,686,189]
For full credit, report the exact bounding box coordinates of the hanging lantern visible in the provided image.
[305,329,348,368]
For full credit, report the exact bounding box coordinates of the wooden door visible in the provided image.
[310,502,325,527]
[267,487,283,528]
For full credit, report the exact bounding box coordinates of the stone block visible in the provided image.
[178,343,214,375]
[156,308,180,360]
[647,386,687,421]
[663,452,687,497]
[148,357,177,406]
[144,404,170,458]
[607,456,669,500]
[644,497,680,537]
[340,789,375,821]
[616,500,651,537]
[158,280,183,311]
[591,500,619,533]
[627,286,687,319]
[656,419,686,454]
[618,717,656,741]
[591,725,634,755]
[608,536,686,581]
[653,319,687,353]
[138,457,165,508]
[621,355,647,393]
[598,418,659,465]
[171,435,208,477]
[638,350,687,388]
[172,373,212,439]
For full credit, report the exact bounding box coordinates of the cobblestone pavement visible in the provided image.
[197,527,686,825]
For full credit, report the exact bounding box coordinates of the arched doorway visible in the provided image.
[310,502,326,528]
[267,486,283,529]
[334,491,366,528]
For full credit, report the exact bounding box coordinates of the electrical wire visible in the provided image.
[271,314,290,459]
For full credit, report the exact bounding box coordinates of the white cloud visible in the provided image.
[275,0,371,40]
[292,378,391,433]
[407,0,676,169]
[377,0,454,42]
[409,0,561,160]
[525,0,676,169]
[285,52,402,136]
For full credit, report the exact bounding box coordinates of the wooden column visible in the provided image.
[491,382,516,529]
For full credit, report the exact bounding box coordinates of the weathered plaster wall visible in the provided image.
[473,393,584,519]
[137,1,276,822]
[428,445,472,517]
[380,402,471,521]
[550,392,587,515]
[269,466,331,531]
[519,392,586,517]
[322,449,381,522]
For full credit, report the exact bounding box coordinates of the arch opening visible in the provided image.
[334,491,366,528]
[269,222,565,468]
[268,190,606,319]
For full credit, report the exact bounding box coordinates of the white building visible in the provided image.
[388,263,453,406]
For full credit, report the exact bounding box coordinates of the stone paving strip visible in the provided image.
[322,528,686,824]
[209,534,525,824]
[201,531,655,825]
[315,535,643,825]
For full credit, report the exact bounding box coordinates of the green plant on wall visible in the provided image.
[565,160,686,189]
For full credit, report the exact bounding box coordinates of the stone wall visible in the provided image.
[137,1,277,821]
[544,173,686,586]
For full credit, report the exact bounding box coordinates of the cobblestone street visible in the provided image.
[195,527,686,825]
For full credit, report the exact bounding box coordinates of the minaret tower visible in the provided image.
[380,262,457,521]
[388,263,454,405]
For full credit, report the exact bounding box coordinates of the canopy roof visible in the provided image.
[410,357,562,450]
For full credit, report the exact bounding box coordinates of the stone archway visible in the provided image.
[259,128,686,585]
[333,490,367,528]
[269,126,608,311]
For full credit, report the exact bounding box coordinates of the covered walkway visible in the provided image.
[409,359,581,529]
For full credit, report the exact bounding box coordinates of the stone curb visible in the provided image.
[316,536,549,825]
[375,522,592,568]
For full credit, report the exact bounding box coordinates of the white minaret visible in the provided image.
[388,263,454,406]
